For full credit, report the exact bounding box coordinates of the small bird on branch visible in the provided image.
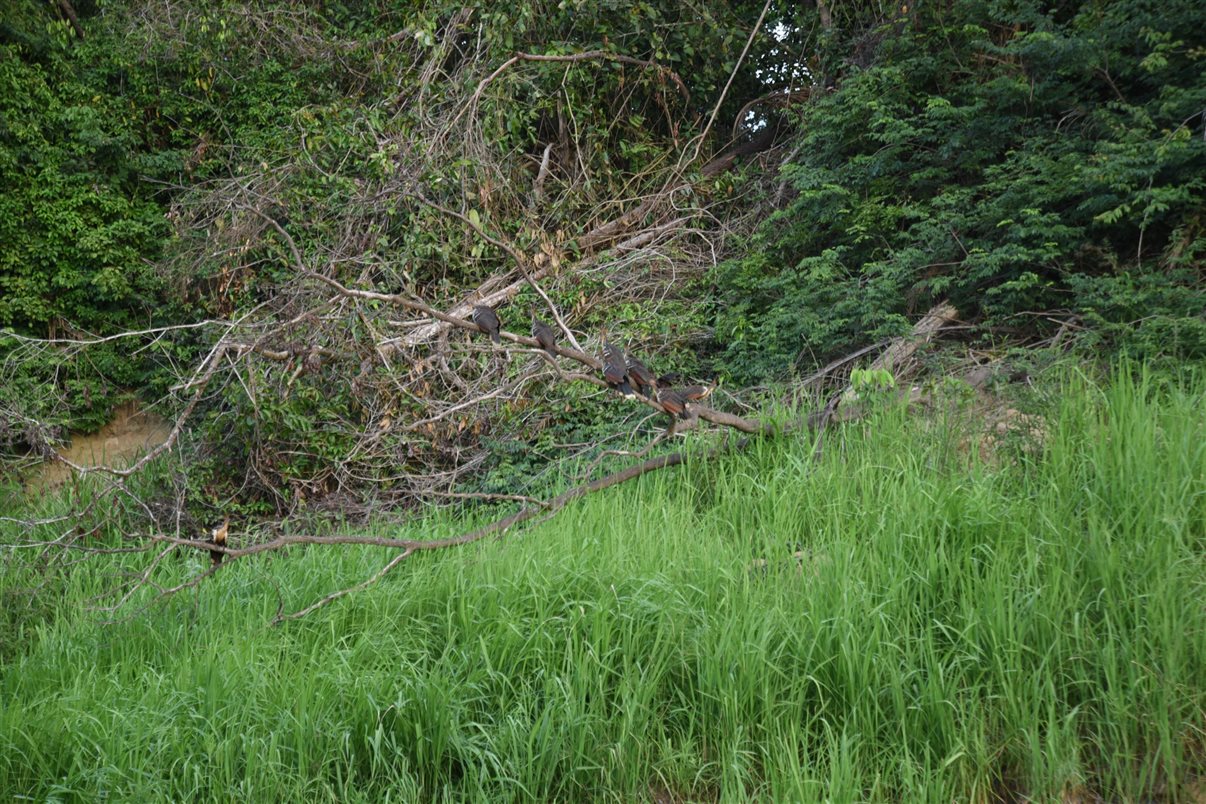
[680,384,714,402]
[209,517,229,566]
[602,340,634,398]
[530,309,558,356]
[472,305,501,343]
[658,374,715,398]
[656,374,714,419]
[657,387,691,419]
[626,355,657,398]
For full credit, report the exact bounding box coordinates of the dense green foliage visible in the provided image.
[3,368,1203,799]
[0,1,351,432]
[0,49,167,335]
[716,0,1206,381]
[0,1,404,436]
[4,0,1202,504]
[1,7,169,429]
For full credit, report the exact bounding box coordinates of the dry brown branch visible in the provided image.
[411,192,584,351]
[303,268,753,427]
[418,490,551,507]
[467,50,690,115]
[393,269,550,348]
[235,209,756,434]
[392,209,700,347]
[684,0,774,168]
[55,0,85,39]
[403,29,805,351]
[694,407,763,434]
[274,549,414,622]
[573,125,778,253]
[731,89,816,139]
[21,301,960,623]
[256,442,733,621]
[870,302,960,374]
[389,199,705,349]
[796,339,891,390]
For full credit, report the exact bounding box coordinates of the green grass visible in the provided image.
[1,366,1204,801]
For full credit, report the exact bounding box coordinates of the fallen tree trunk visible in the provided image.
[177,301,960,621]
[870,302,960,374]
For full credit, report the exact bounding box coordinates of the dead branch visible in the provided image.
[870,302,960,374]
[21,301,960,624]
[468,50,690,114]
[411,21,804,346]
[731,89,816,138]
[684,0,773,168]
[411,192,584,351]
[238,207,759,433]
[393,268,550,348]
[55,0,85,39]
[274,549,414,622]
[695,407,764,434]
[392,208,696,349]
[162,439,700,572]
[260,443,731,621]
[308,268,755,427]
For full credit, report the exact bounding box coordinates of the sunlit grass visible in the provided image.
[1,366,1203,801]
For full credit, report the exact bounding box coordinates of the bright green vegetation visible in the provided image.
[2,367,1202,801]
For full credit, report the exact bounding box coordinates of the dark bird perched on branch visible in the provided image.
[602,340,634,398]
[657,374,713,402]
[209,517,229,566]
[472,304,501,343]
[655,373,710,419]
[626,355,656,398]
[658,387,691,420]
[530,309,558,356]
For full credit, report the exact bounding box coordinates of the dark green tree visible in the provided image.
[714,0,1206,381]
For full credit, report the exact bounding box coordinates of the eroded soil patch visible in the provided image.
[27,403,171,491]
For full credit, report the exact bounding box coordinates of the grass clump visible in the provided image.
[1,366,1203,801]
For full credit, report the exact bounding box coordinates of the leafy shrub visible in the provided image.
[714,0,1206,382]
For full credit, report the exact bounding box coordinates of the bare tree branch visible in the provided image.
[55,0,85,39]
[466,50,690,118]
[684,0,773,168]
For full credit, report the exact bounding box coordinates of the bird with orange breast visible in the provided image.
[209,517,229,566]
[655,374,714,419]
